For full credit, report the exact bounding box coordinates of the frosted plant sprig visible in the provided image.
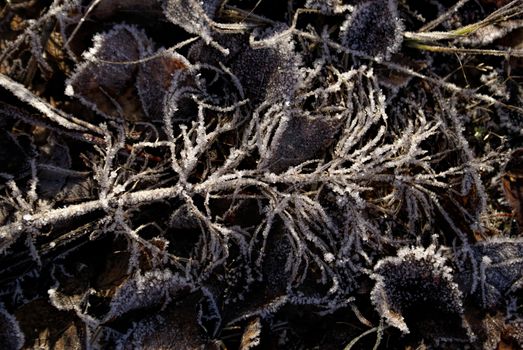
[0,185,183,253]
[0,0,81,64]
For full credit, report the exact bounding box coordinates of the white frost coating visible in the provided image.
[324,252,335,263]
[64,84,74,96]
[103,269,194,321]
[0,74,87,131]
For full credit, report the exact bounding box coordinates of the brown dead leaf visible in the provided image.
[240,317,261,350]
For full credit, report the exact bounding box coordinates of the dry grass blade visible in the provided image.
[405,0,523,42]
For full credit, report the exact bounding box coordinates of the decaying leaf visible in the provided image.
[240,317,262,350]
[259,111,342,173]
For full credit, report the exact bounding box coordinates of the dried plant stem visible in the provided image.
[0,73,102,134]
[343,323,386,350]
[295,30,523,114]
[406,42,523,57]
[407,0,523,42]
[419,0,472,32]
[0,185,183,252]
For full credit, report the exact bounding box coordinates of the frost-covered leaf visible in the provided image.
[259,111,342,173]
[189,32,303,104]
[116,295,210,350]
[66,23,191,121]
[238,35,302,103]
[371,245,472,342]
[466,237,523,309]
[65,24,149,119]
[136,51,190,120]
[0,304,24,350]
[339,0,404,60]
[104,268,193,321]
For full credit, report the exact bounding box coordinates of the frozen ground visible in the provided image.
[1,0,523,349]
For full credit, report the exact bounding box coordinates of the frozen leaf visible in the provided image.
[339,0,404,60]
[0,304,25,350]
[239,32,302,103]
[259,111,342,173]
[371,245,472,342]
[190,32,303,104]
[66,24,148,119]
[104,269,193,321]
[116,294,210,350]
[467,237,523,309]
[136,51,190,120]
